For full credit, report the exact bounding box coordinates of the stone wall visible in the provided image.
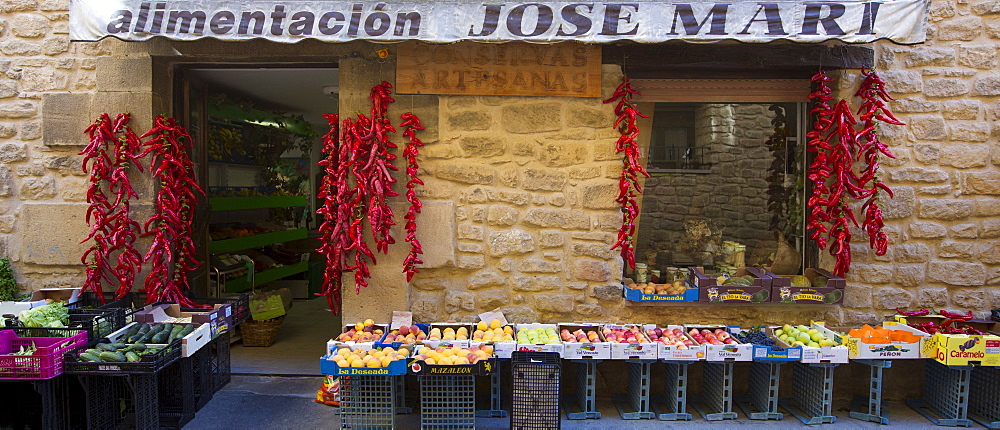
[637,103,778,267]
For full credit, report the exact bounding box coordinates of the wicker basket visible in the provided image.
[241,316,284,347]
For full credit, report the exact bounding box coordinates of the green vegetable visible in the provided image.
[130,342,147,352]
[96,343,116,352]
[98,351,126,362]
[0,258,18,302]
[18,302,70,328]
[167,325,185,342]
[125,351,141,362]
[150,331,168,344]
[79,352,102,362]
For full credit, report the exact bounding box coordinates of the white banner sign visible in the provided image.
[70,0,928,44]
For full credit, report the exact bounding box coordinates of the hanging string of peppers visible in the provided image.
[854,70,903,256]
[603,76,650,270]
[80,113,144,303]
[138,115,206,308]
[805,69,902,277]
[317,81,425,315]
[400,112,426,282]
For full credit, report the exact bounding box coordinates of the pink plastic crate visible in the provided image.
[0,330,88,380]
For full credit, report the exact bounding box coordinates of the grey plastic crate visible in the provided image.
[654,360,694,421]
[692,361,738,420]
[970,365,1000,429]
[849,359,891,425]
[340,375,396,429]
[613,360,656,419]
[780,362,838,425]
[419,374,476,429]
[736,361,783,420]
[564,359,601,419]
[476,359,506,418]
[906,360,973,427]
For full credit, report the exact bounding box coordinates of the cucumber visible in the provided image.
[111,342,126,350]
[138,325,162,342]
[121,324,141,340]
[98,351,126,362]
[125,351,141,362]
[128,325,151,342]
[130,342,147,352]
[85,348,104,356]
[161,323,173,334]
[96,343,116,352]
[79,352,102,362]
[150,331,168,344]
[167,325,185,342]
[178,325,196,338]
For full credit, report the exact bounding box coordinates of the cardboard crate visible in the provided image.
[764,268,845,304]
[514,323,564,355]
[421,323,474,348]
[690,267,772,304]
[407,345,497,376]
[603,324,657,360]
[320,355,407,376]
[375,324,430,349]
[817,322,929,360]
[684,325,753,361]
[327,324,388,354]
[106,321,211,358]
[729,326,803,362]
[558,323,611,359]
[622,283,700,302]
[642,324,705,361]
[927,332,1000,366]
[133,303,232,338]
[770,323,848,363]
[471,311,516,358]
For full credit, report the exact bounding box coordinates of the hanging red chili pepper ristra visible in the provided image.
[603,76,650,270]
[400,112,425,282]
[316,113,348,314]
[138,115,207,308]
[80,113,144,303]
[805,71,836,253]
[854,69,903,257]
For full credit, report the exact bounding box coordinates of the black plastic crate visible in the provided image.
[0,375,86,430]
[190,340,215,411]
[158,356,197,429]
[419,374,476,429]
[4,325,89,341]
[210,331,232,392]
[68,306,127,340]
[79,373,159,430]
[64,337,182,375]
[510,351,561,430]
[81,291,250,327]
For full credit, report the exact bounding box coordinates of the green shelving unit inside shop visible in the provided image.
[208,195,308,211]
[224,260,309,293]
[209,228,308,254]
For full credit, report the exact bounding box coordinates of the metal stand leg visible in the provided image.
[476,359,507,418]
[906,360,973,427]
[692,361,738,421]
[736,361,783,420]
[779,362,838,425]
[654,360,694,421]
[850,359,891,424]
[613,360,656,419]
[564,359,601,419]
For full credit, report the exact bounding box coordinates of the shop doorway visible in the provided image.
[175,65,340,375]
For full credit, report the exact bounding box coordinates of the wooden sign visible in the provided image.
[396,42,601,97]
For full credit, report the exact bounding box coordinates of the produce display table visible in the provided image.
[692,361,738,421]
[613,359,657,419]
[779,362,838,424]
[653,360,695,421]
[849,359,892,424]
[735,361,783,420]
[906,360,974,427]
[564,359,602,419]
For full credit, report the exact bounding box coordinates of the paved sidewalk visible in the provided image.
[183,375,960,429]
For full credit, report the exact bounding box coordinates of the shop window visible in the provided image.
[634,100,805,278]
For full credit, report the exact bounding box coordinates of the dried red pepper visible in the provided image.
[896,308,930,317]
[603,76,649,270]
[939,310,974,320]
[316,113,348,314]
[138,115,206,308]
[80,113,144,303]
[854,69,902,257]
[400,112,425,282]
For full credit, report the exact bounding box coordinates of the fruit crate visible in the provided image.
[419,373,476,429]
[906,360,974,427]
[339,374,396,429]
[0,330,88,381]
[735,361,784,420]
[510,351,561,430]
[63,337,182,375]
[653,360,695,421]
[692,361,737,420]
[690,266,772,304]
[762,268,846,304]
[779,362,838,424]
[969,365,1000,428]
[612,360,657,419]
[622,282,700,302]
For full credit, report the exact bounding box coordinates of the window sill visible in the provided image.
[647,168,713,175]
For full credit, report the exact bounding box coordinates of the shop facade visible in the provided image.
[0,0,997,327]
